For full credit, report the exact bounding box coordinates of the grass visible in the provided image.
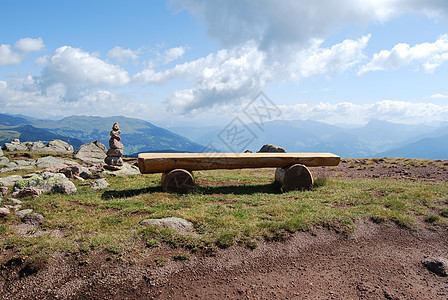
[1,161,448,264]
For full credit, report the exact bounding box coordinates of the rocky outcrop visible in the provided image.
[3,139,73,153]
[0,175,23,187]
[257,144,286,153]
[73,141,107,164]
[13,172,77,195]
[0,148,9,166]
[100,163,140,177]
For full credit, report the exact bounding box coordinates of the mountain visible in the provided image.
[377,133,448,159]
[178,119,447,159]
[30,115,206,155]
[0,113,31,126]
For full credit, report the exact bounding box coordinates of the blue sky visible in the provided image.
[1,0,448,126]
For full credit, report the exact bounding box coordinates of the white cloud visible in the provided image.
[163,46,186,64]
[107,46,140,63]
[135,36,369,113]
[431,93,448,99]
[170,0,448,50]
[14,37,45,53]
[0,38,45,66]
[359,34,448,74]
[0,44,22,66]
[41,46,130,100]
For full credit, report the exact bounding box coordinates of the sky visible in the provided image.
[1,0,448,127]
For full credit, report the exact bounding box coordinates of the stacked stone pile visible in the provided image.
[105,122,124,170]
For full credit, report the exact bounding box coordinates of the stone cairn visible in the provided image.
[104,122,124,170]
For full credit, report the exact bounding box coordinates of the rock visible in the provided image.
[16,209,33,219]
[0,207,10,217]
[12,187,43,198]
[108,139,123,150]
[5,198,22,205]
[73,141,107,164]
[0,148,3,156]
[0,175,23,186]
[257,144,286,153]
[106,149,123,157]
[101,163,140,177]
[91,178,109,190]
[25,141,46,152]
[22,213,44,225]
[0,186,7,196]
[46,139,73,153]
[35,156,72,168]
[423,257,448,277]
[0,156,9,166]
[104,156,123,166]
[140,217,194,232]
[3,142,27,151]
[4,204,21,212]
[59,165,83,179]
[14,172,77,195]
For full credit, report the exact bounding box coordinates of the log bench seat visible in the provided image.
[138,152,340,193]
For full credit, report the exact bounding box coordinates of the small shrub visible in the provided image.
[216,231,237,248]
[146,240,160,248]
[173,253,190,261]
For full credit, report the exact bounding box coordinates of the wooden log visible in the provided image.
[275,164,313,192]
[161,169,195,193]
[138,152,340,174]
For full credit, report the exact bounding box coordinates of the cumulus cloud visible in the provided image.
[359,34,448,74]
[431,93,448,99]
[0,44,22,66]
[0,37,45,66]
[14,37,45,53]
[41,46,130,100]
[107,46,140,63]
[170,0,448,50]
[135,36,369,113]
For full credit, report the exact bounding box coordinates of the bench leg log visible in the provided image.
[161,169,195,193]
[275,164,313,192]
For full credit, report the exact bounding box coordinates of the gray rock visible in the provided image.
[0,175,23,186]
[0,156,9,166]
[35,156,71,168]
[22,213,44,225]
[45,139,74,153]
[101,163,140,177]
[140,217,194,232]
[0,148,3,156]
[25,141,46,152]
[257,144,286,153]
[104,156,123,166]
[14,172,77,195]
[5,198,22,205]
[423,257,448,277]
[91,178,109,190]
[73,141,107,164]
[16,208,33,219]
[0,207,10,217]
[3,142,27,151]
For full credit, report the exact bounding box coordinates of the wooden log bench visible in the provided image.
[138,153,340,193]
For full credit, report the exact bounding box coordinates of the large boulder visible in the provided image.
[14,172,77,195]
[3,142,27,151]
[257,144,286,153]
[0,148,8,166]
[73,141,107,164]
[0,175,23,187]
[46,140,74,153]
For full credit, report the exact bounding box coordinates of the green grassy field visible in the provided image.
[1,164,448,263]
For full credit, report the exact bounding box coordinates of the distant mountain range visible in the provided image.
[2,113,447,159]
[0,114,205,155]
[167,119,448,159]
